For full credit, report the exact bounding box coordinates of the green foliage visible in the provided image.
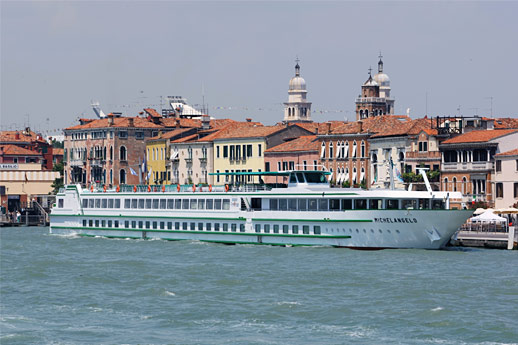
[51,177,63,194]
[470,201,489,210]
[359,178,367,189]
[52,161,64,173]
[402,172,423,183]
[342,180,351,188]
[427,170,440,182]
[51,139,64,148]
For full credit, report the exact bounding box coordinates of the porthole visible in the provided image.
[396,229,400,234]
[363,229,366,233]
[370,229,374,233]
[356,229,359,233]
[379,229,382,233]
[387,229,391,234]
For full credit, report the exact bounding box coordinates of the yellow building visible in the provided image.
[212,123,313,184]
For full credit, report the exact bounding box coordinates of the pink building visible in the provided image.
[264,135,319,184]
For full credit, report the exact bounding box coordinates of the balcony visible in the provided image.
[69,159,86,167]
[442,161,494,171]
[199,156,207,163]
[405,151,442,160]
[185,157,192,164]
[89,159,105,167]
[355,97,391,103]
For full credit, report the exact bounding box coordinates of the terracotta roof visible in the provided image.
[265,135,318,153]
[170,133,199,143]
[292,121,344,134]
[495,148,518,157]
[0,144,41,156]
[442,129,518,144]
[148,128,194,141]
[53,148,64,155]
[0,130,46,144]
[493,118,518,129]
[330,115,410,135]
[160,117,202,128]
[370,117,435,138]
[66,116,163,130]
[213,124,286,140]
[209,119,236,128]
[144,108,162,118]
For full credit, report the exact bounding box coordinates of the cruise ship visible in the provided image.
[49,170,473,249]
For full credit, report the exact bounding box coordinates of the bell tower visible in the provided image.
[284,58,312,123]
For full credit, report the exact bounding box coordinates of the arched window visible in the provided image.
[110,169,113,184]
[361,140,365,158]
[365,109,369,118]
[119,146,127,161]
[103,147,107,160]
[444,177,448,191]
[352,140,357,158]
[360,110,364,119]
[110,146,113,161]
[453,177,457,192]
[329,142,334,159]
[321,142,326,158]
[119,169,126,184]
[462,176,467,194]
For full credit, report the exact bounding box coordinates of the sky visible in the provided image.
[1,1,517,136]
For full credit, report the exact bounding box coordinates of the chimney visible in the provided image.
[108,114,114,126]
[315,126,319,135]
[15,132,20,140]
[202,115,210,130]
[358,120,363,133]
[326,122,331,134]
[128,117,134,128]
[246,118,252,123]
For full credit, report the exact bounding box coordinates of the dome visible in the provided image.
[374,72,390,87]
[289,76,306,91]
[363,77,378,87]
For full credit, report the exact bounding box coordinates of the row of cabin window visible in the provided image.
[267,198,444,211]
[254,224,320,235]
[82,198,231,210]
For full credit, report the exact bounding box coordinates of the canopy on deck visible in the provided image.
[471,210,507,223]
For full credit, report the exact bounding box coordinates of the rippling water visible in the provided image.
[1,227,517,344]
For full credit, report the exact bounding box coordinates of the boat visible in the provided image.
[49,169,473,249]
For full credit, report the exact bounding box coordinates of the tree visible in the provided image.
[50,162,64,194]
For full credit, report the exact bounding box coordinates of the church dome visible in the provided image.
[374,72,390,87]
[289,75,307,90]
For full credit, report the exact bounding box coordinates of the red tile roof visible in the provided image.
[493,118,518,129]
[265,135,319,153]
[370,117,436,138]
[160,117,202,128]
[170,133,199,143]
[331,115,410,135]
[66,116,164,130]
[495,148,518,157]
[53,148,64,155]
[0,144,41,156]
[148,128,194,141]
[292,121,344,134]
[0,130,46,144]
[442,129,518,144]
[144,108,162,118]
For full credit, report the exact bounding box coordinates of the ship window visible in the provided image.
[240,224,245,232]
[419,199,430,209]
[167,199,174,209]
[432,200,444,210]
[223,223,229,232]
[273,225,279,233]
[83,219,87,227]
[341,199,352,210]
[114,199,120,208]
[90,199,95,208]
[167,222,172,230]
[296,172,305,183]
[95,220,99,227]
[283,225,289,233]
[190,222,196,230]
[82,199,88,208]
[130,220,135,228]
[139,199,145,209]
[308,199,318,211]
[153,199,159,209]
[288,199,297,211]
[102,199,107,208]
[160,222,164,229]
[124,199,130,209]
[222,199,230,210]
[270,199,278,210]
[108,199,114,208]
[175,199,181,209]
[319,199,328,211]
[330,199,340,210]
[131,199,137,208]
[198,222,204,231]
[255,224,261,233]
[231,224,237,232]
[190,199,197,209]
[369,199,382,210]
[264,224,270,233]
[198,199,205,209]
[108,220,112,227]
[160,199,166,209]
[153,221,157,229]
[114,220,119,228]
[182,222,188,230]
[314,226,321,235]
[206,199,213,209]
[303,225,310,234]
[138,221,143,229]
[298,199,307,211]
[89,220,93,227]
[124,220,129,228]
[386,199,399,209]
[289,174,297,184]
[279,199,288,210]
[145,221,150,229]
[206,223,212,231]
[101,220,105,228]
[214,223,220,231]
[95,199,101,208]
[182,199,189,209]
[354,199,367,209]
[175,222,180,230]
[402,199,417,210]
[214,199,222,210]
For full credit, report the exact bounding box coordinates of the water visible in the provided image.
[1,227,517,345]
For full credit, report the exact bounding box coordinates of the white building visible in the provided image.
[494,149,518,209]
[284,60,312,123]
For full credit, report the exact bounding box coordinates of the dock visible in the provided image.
[451,226,517,250]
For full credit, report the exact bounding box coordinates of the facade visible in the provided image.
[284,60,312,123]
[494,149,518,209]
[264,135,319,183]
[170,133,213,185]
[440,129,518,209]
[355,55,394,121]
[0,129,54,170]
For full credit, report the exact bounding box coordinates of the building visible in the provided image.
[494,149,518,209]
[0,128,54,170]
[355,54,394,121]
[440,129,518,208]
[264,135,319,184]
[283,60,312,123]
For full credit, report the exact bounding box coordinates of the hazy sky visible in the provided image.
[1,1,517,135]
